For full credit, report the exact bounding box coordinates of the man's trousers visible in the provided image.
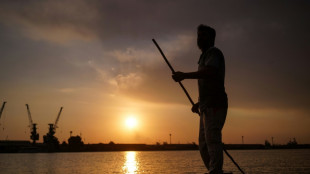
[199,107,227,174]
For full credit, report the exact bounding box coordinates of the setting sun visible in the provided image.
[125,117,138,129]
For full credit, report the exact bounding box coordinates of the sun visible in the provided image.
[125,117,138,129]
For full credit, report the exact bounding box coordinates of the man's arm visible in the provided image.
[172,65,217,82]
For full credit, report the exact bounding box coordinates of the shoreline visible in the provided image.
[1,140,310,153]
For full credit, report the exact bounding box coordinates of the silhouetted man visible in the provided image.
[172,24,228,174]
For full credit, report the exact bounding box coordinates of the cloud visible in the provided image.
[98,35,198,103]
[1,0,309,45]
[107,47,160,65]
[87,60,110,80]
[0,0,99,43]
[0,0,210,44]
[0,0,309,112]
[115,73,143,89]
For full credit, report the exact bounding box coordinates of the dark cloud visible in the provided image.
[0,0,309,112]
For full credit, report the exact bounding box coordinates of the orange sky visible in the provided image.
[0,0,309,145]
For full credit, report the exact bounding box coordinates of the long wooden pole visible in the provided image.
[152,39,195,106]
[223,147,246,174]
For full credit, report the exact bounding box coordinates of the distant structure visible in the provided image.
[0,101,7,132]
[0,102,6,125]
[287,138,298,146]
[169,133,172,144]
[68,131,84,150]
[264,140,271,148]
[271,137,274,146]
[25,104,39,145]
[68,135,84,147]
[43,107,63,150]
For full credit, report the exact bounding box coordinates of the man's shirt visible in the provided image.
[198,47,228,110]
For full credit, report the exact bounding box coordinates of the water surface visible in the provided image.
[0,149,309,173]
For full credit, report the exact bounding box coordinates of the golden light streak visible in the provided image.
[122,151,138,173]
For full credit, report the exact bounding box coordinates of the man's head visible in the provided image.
[197,24,216,51]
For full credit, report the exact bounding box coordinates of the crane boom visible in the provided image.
[0,101,6,120]
[54,107,63,128]
[25,104,39,144]
[25,104,33,126]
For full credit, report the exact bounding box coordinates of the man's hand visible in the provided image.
[191,102,200,114]
[172,71,186,82]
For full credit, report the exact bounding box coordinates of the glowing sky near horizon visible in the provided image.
[0,0,309,145]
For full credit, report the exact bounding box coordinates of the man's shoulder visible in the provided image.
[207,47,223,56]
[199,47,224,65]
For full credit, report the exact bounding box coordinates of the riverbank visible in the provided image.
[1,140,310,153]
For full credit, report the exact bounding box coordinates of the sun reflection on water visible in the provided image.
[123,151,139,173]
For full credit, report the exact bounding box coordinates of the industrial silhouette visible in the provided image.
[25,104,39,145]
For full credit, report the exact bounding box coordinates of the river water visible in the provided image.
[0,149,309,173]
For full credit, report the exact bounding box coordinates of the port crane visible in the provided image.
[43,107,63,145]
[0,101,6,121]
[25,104,39,145]
[0,102,7,127]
